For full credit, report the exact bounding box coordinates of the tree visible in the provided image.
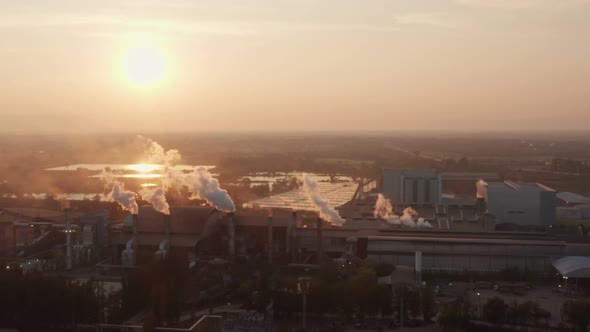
[0,271,101,331]
[483,297,507,324]
[562,300,590,332]
[351,262,378,316]
[438,304,467,332]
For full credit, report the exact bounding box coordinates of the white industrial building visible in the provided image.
[382,169,442,205]
[476,180,556,226]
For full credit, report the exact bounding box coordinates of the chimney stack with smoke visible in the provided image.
[122,213,138,266]
[287,211,294,256]
[290,211,297,261]
[302,174,345,226]
[267,215,273,264]
[317,218,324,264]
[228,212,235,260]
[65,206,72,270]
[132,214,138,265]
[415,251,423,285]
[165,213,171,246]
[156,213,171,260]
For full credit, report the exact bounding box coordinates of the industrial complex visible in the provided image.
[3,168,589,276]
[2,165,590,331]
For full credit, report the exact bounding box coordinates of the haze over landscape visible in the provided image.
[1,0,589,133]
[3,2,590,332]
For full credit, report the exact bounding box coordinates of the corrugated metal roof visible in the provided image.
[243,181,360,211]
[552,256,590,278]
[557,192,590,205]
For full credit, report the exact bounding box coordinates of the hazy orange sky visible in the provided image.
[1,0,589,133]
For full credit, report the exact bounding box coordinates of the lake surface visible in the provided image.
[237,172,353,188]
[45,164,215,172]
[2,165,355,201]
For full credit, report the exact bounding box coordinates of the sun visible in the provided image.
[122,46,167,86]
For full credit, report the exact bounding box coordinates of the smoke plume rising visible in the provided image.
[417,217,433,228]
[107,181,139,214]
[374,194,394,218]
[140,136,181,166]
[373,195,431,228]
[302,173,345,225]
[184,167,236,212]
[139,138,236,212]
[140,187,170,215]
[374,193,401,225]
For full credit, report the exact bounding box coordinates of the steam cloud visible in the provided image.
[373,194,432,228]
[184,167,236,212]
[107,181,139,214]
[140,136,181,166]
[374,193,400,225]
[302,173,345,225]
[140,187,170,215]
[141,138,235,212]
[99,138,236,213]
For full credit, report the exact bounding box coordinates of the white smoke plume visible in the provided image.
[417,217,433,228]
[302,173,345,225]
[140,187,170,215]
[374,194,401,225]
[139,136,181,166]
[374,194,394,218]
[400,207,418,228]
[141,138,236,212]
[99,169,116,188]
[373,196,432,228]
[401,207,418,219]
[138,136,183,190]
[107,181,139,214]
[184,167,236,212]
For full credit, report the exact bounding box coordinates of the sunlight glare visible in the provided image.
[122,46,167,87]
[129,163,160,173]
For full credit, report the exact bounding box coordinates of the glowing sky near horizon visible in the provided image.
[1,0,589,133]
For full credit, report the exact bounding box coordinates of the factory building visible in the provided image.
[2,171,582,278]
[476,180,556,227]
[382,169,441,205]
[102,205,590,274]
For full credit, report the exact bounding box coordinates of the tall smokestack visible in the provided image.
[155,213,171,261]
[317,218,324,264]
[165,214,171,247]
[415,251,422,285]
[65,207,72,270]
[290,211,297,262]
[267,215,273,264]
[228,212,235,259]
[132,214,138,265]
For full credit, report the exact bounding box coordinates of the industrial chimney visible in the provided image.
[122,214,138,266]
[132,213,138,265]
[228,212,235,259]
[65,207,72,270]
[317,218,324,264]
[289,211,297,261]
[415,251,422,285]
[155,214,171,261]
[267,215,273,264]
